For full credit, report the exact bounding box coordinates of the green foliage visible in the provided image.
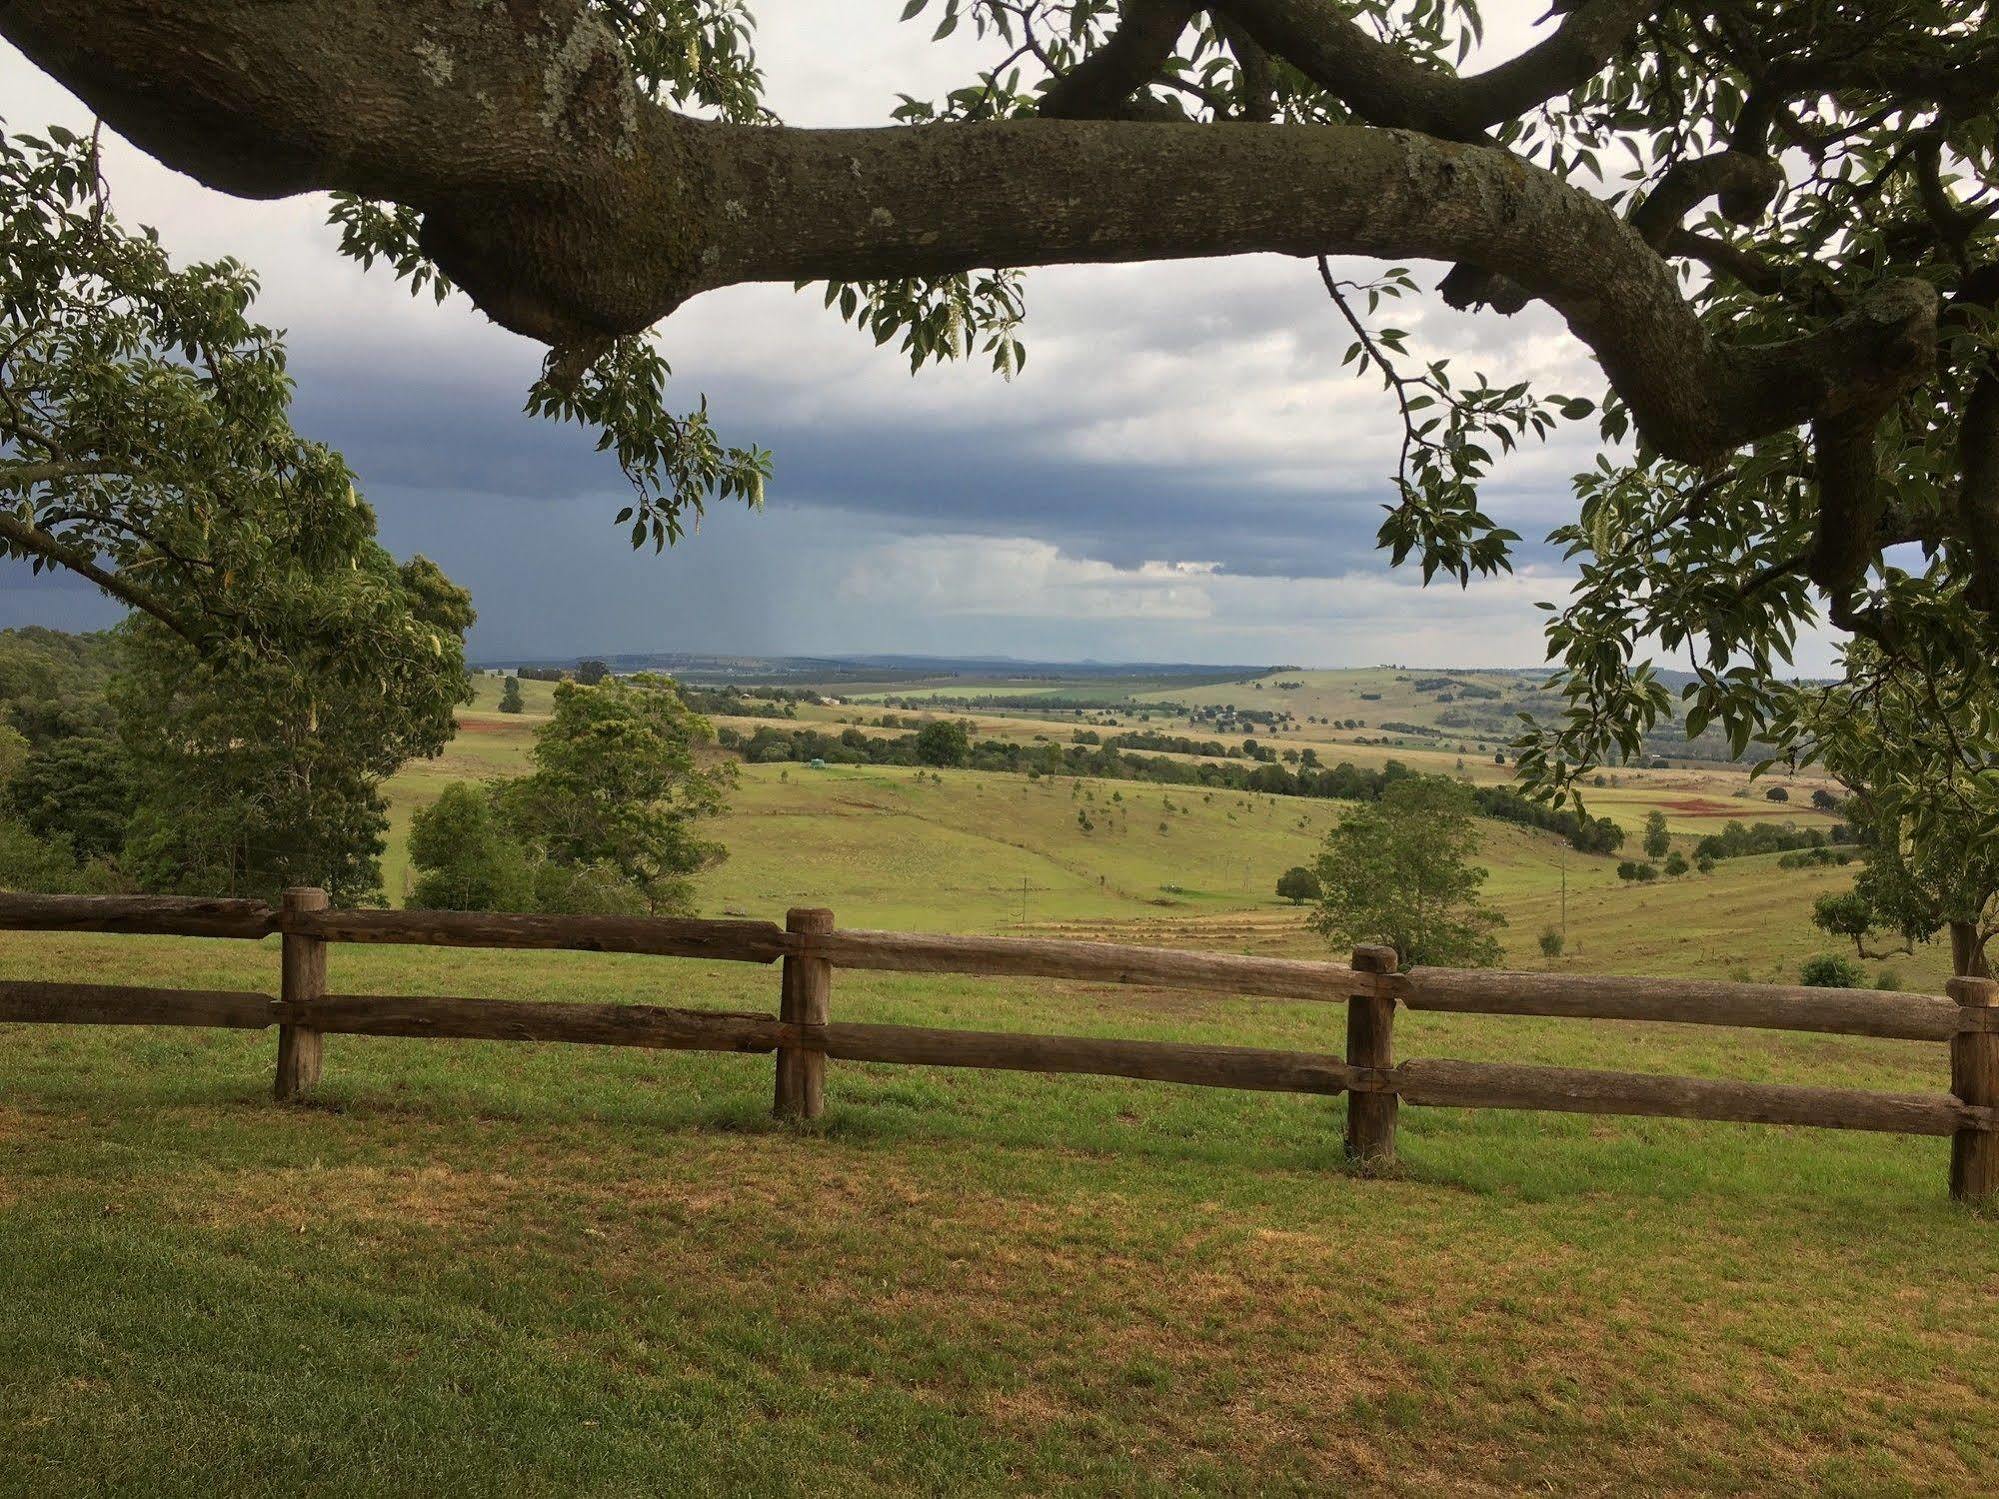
[110,554,473,905]
[499,675,731,915]
[499,676,525,714]
[1663,851,1689,878]
[1309,777,1504,968]
[408,783,536,913]
[1642,810,1669,860]
[1275,866,1320,905]
[1813,890,1879,955]
[591,0,770,120]
[0,722,27,790]
[0,627,117,743]
[0,814,91,893]
[914,718,972,768]
[0,128,462,694]
[1781,650,1999,975]
[1800,953,1865,989]
[523,336,769,552]
[575,659,610,687]
[6,732,133,862]
[813,270,1027,380]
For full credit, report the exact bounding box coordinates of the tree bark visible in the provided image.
[1950,919,1991,980]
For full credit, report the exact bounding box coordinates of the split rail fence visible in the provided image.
[1,890,1995,1203]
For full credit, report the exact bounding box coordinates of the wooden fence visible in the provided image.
[2,890,1995,1204]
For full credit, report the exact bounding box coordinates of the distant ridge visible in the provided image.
[471,651,1278,682]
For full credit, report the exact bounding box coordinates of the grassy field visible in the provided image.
[5,680,1991,1494]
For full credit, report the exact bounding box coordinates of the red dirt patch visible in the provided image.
[1657,798,1745,816]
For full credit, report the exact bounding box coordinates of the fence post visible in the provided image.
[775,907,834,1120]
[275,886,329,1101]
[1347,944,1399,1166]
[1948,975,1998,1206]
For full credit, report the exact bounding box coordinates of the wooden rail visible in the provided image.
[1,891,1994,1204]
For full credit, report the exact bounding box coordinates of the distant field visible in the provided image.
[367,697,1904,985]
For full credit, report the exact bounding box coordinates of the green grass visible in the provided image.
[4,711,1988,1494]
[2,924,1994,1494]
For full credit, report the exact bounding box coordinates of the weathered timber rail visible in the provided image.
[1,891,1994,1203]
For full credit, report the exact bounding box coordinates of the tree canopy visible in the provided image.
[498,674,731,915]
[1309,776,1505,966]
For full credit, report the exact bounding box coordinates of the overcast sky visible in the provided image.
[0,5,1843,671]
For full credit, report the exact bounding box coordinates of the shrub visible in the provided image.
[1874,968,1902,992]
[1537,928,1564,959]
[408,783,536,912]
[1663,850,1689,877]
[1275,866,1321,904]
[1800,953,1865,988]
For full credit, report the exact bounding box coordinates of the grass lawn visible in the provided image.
[2,924,1996,1495]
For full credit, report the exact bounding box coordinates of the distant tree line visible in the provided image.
[1467,785,1626,856]
[720,720,1627,855]
[1694,819,1848,863]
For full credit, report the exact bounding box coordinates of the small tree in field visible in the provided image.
[1642,811,1670,861]
[1801,953,1865,989]
[1276,866,1320,906]
[499,676,525,714]
[574,659,610,686]
[500,675,731,915]
[408,782,535,912]
[914,718,971,768]
[1538,928,1564,961]
[1310,778,1503,968]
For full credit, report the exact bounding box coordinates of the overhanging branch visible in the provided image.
[0,0,1941,473]
[1212,0,1661,138]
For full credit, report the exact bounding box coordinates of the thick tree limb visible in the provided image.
[1039,1,1196,121]
[1629,151,1784,248]
[0,459,128,488]
[1212,0,1661,138]
[0,0,1938,472]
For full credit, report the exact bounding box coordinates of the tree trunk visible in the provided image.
[1949,919,1991,978]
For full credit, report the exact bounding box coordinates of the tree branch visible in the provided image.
[0,0,1938,472]
[0,459,129,488]
[1212,0,1661,138]
[1629,150,1784,248]
[1039,1,1196,121]
[0,509,200,643]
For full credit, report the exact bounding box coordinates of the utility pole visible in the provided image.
[1020,875,1029,926]
[1560,845,1568,942]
